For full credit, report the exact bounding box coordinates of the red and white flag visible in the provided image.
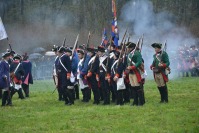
[0,17,8,40]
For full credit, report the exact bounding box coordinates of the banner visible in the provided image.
[0,17,8,40]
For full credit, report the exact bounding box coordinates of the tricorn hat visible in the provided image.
[77,48,84,55]
[2,52,10,58]
[151,43,162,49]
[13,54,22,60]
[127,42,136,48]
[97,46,105,52]
[58,46,66,53]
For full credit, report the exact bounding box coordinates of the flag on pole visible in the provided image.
[0,17,8,40]
[101,28,108,47]
[111,0,119,47]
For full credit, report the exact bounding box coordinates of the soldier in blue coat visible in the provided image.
[65,47,79,100]
[86,47,100,104]
[52,45,63,101]
[21,53,33,97]
[0,52,11,106]
[97,46,110,105]
[77,48,90,103]
[57,47,73,105]
[111,51,125,105]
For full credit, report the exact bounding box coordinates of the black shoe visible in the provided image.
[103,102,110,105]
[159,101,164,103]
[124,100,130,104]
[93,101,100,105]
[130,102,137,106]
[6,103,13,106]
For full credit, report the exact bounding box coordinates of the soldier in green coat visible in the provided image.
[150,43,170,103]
[126,42,144,106]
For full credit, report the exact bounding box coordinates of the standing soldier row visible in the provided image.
[52,41,171,106]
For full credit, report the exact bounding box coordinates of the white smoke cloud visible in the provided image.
[119,0,197,78]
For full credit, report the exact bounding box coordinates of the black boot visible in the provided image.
[137,87,144,106]
[66,88,74,105]
[0,89,2,99]
[163,86,168,103]
[18,89,25,99]
[131,87,138,106]
[74,84,79,99]
[84,87,89,102]
[158,87,164,103]
[2,91,8,106]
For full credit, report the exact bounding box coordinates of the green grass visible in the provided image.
[0,78,199,133]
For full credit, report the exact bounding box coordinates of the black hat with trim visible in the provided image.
[13,54,22,60]
[127,42,136,48]
[77,48,84,55]
[151,43,162,49]
[97,46,105,52]
[2,52,10,58]
[65,48,72,54]
[58,46,66,53]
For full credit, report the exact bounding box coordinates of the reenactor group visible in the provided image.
[51,41,171,106]
[177,45,199,77]
[0,50,33,106]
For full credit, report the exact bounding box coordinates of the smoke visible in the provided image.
[119,0,197,79]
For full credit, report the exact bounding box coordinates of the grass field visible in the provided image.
[0,78,198,133]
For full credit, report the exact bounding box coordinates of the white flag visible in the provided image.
[0,17,8,40]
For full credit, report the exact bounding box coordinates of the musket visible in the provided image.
[7,38,13,51]
[86,31,91,49]
[71,34,79,58]
[160,40,167,57]
[62,37,66,47]
[120,28,128,46]
[140,34,144,52]
[127,33,130,43]
[52,88,57,94]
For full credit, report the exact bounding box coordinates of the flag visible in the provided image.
[111,0,119,47]
[101,28,108,46]
[0,17,8,40]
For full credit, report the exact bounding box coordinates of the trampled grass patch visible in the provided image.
[0,78,198,133]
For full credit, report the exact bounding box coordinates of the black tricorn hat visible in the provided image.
[65,48,72,53]
[151,43,162,48]
[127,42,136,48]
[2,52,10,58]
[190,45,196,48]
[77,49,84,55]
[97,46,105,52]
[7,49,16,55]
[58,46,66,53]
[79,45,85,50]
[13,54,22,60]
[22,53,29,60]
[52,45,58,52]
[87,46,96,53]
